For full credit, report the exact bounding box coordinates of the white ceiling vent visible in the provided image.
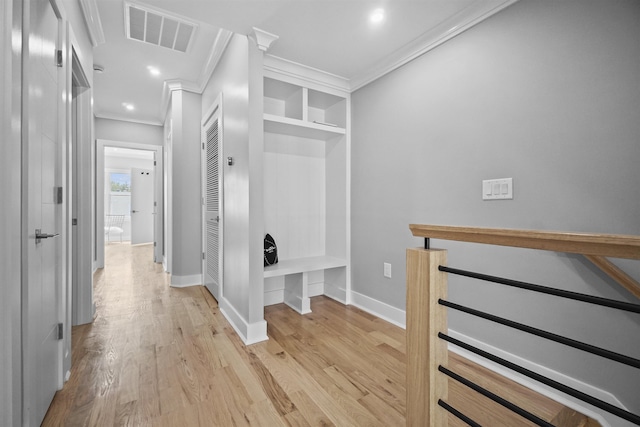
[125,2,197,53]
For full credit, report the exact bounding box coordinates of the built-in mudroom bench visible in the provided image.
[264,256,347,314]
[262,61,351,314]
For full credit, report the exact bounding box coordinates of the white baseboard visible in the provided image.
[220,297,268,345]
[346,291,631,427]
[170,274,201,288]
[349,290,406,329]
[447,330,628,427]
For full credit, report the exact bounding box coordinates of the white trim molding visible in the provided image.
[447,330,626,427]
[349,0,519,91]
[249,27,279,52]
[346,291,629,426]
[170,274,202,288]
[78,0,105,46]
[264,54,350,95]
[158,28,232,124]
[197,29,233,92]
[349,290,406,329]
[94,111,164,127]
[219,298,268,345]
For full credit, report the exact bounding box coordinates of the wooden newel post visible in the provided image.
[406,248,448,427]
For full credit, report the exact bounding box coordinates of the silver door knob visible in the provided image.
[35,229,59,244]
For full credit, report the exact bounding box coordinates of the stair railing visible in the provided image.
[406,225,640,426]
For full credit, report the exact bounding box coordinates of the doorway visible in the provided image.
[97,141,163,269]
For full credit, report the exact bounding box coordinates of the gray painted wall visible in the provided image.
[352,0,640,413]
[169,90,203,279]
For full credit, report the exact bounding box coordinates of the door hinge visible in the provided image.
[56,50,63,67]
[56,186,63,204]
[202,252,205,260]
[72,218,78,225]
[202,142,205,150]
[154,160,156,166]
[154,242,157,247]
[57,323,63,340]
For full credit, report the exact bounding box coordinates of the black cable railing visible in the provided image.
[439,299,640,369]
[438,365,554,427]
[439,265,640,314]
[434,265,640,426]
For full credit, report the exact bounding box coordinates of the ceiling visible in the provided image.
[88,0,516,126]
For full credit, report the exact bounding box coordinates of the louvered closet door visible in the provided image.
[203,113,221,300]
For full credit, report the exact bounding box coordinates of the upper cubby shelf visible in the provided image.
[264,77,347,139]
[264,114,346,140]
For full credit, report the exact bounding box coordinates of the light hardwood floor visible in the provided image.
[43,243,594,426]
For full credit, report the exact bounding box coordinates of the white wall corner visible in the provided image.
[78,0,105,46]
[249,27,279,52]
[219,298,269,345]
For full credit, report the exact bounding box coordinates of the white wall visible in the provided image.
[351,0,640,415]
[167,90,203,284]
[95,117,163,146]
[201,34,267,343]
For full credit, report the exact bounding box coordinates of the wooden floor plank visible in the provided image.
[42,243,592,426]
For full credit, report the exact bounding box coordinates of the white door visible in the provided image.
[24,0,63,424]
[202,104,222,300]
[131,167,154,245]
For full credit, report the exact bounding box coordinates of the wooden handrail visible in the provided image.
[406,226,640,425]
[410,224,640,260]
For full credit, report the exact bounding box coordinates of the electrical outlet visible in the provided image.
[384,262,392,278]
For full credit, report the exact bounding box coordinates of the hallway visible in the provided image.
[42,244,408,426]
[41,244,588,426]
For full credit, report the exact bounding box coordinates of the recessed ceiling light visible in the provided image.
[122,102,135,111]
[147,65,160,76]
[370,8,385,24]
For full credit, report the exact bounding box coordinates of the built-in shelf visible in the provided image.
[263,73,350,312]
[264,113,346,140]
[264,255,347,279]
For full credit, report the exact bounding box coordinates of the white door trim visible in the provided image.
[201,93,224,301]
[70,48,93,329]
[95,140,163,268]
[1,0,23,424]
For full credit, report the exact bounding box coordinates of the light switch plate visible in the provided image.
[483,178,513,200]
[384,262,392,278]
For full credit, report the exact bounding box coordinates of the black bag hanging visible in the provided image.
[264,234,278,266]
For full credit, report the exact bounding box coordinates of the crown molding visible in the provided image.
[95,112,163,127]
[197,28,233,92]
[264,54,350,95]
[158,28,232,124]
[350,0,519,91]
[78,0,105,47]
[249,27,279,52]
